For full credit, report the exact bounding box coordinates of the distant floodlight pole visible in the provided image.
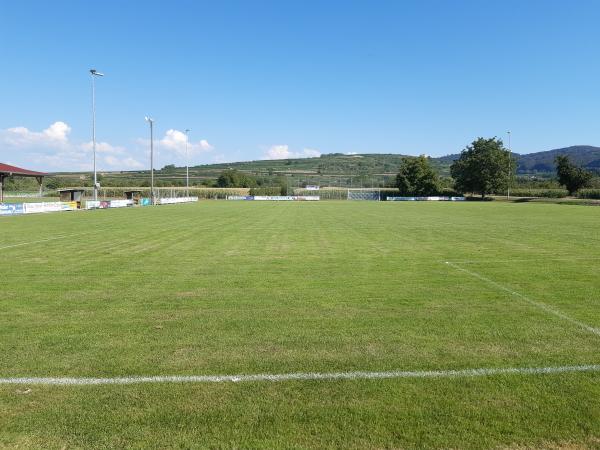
[90,69,104,201]
[145,117,155,204]
[185,129,190,197]
[507,130,512,200]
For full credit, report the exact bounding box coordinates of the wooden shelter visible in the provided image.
[0,163,46,202]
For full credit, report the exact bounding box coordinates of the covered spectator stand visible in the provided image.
[0,163,46,202]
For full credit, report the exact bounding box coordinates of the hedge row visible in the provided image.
[61,187,251,199]
[577,189,600,199]
[507,188,569,198]
[249,187,285,196]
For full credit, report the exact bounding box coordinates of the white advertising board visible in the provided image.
[158,197,199,205]
[109,199,134,208]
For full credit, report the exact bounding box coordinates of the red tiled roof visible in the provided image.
[0,163,46,177]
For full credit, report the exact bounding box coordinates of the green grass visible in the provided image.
[1,201,599,449]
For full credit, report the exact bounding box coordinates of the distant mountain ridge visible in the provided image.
[514,145,600,173]
[434,145,600,174]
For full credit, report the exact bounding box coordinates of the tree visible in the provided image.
[450,137,515,198]
[275,176,290,195]
[216,169,257,188]
[395,155,439,196]
[555,155,592,195]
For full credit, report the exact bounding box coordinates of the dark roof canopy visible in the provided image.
[0,163,46,177]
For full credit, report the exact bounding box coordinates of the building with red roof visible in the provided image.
[0,163,47,202]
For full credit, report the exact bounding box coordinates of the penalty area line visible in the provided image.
[444,261,600,337]
[0,232,94,251]
[1,364,600,386]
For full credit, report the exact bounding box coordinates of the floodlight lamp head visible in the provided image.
[90,69,104,77]
[145,116,154,124]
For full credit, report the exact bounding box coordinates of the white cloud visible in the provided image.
[104,155,144,169]
[264,145,321,160]
[80,141,127,155]
[302,148,321,158]
[265,144,292,160]
[159,129,214,158]
[2,121,72,149]
[0,121,143,171]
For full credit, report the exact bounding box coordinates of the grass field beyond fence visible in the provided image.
[1,201,599,449]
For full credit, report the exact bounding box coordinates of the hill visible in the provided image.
[516,145,600,173]
[42,145,600,189]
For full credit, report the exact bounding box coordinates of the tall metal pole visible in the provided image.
[507,131,512,200]
[185,129,190,197]
[146,117,155,205]
[92,74,96,200]
[150,120,154,204]
[90,69,104,201]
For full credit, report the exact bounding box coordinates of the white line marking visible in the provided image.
[445,261,600,337]
[1,364,599,385]
[0,232,92,251]
[445,257,600,265]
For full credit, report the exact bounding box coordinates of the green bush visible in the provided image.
[249,187,284,196]
[577,189,600,199]
[379,189,403,200]
[54,187,251,200]
[508,188,568,198]
[440,187,461,197]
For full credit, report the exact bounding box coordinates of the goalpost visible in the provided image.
[347,189,381,201]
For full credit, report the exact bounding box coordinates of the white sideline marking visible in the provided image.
[445,257,600,265]
[445,261,600,337]
[0,232,92,251]
[1,364,599,385]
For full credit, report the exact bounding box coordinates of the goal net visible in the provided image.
[347,190,380,201]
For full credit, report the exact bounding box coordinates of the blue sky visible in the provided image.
[1,0,599,171]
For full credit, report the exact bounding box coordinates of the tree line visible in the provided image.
[395,137,595,198]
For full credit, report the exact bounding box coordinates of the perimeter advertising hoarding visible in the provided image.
[227,196,320,201]
[24,202,61,214]
[158,197,199,205]
[386,196,466,201]
[0,203,24,215]
[109,199,134,208]
[86,201,108,209]
[226,196,253,200]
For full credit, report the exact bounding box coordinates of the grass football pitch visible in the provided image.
[1,201,599,449]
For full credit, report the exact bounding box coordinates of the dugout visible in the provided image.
[0,163,46,202]
[58,189,85,208]
[124,190,143,200]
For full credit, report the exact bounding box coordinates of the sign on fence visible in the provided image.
[0,203,24,216]
[23,202,77,214]
[158,197,199,205]
[386,196,466,201]
[110,199,134,208]
[227,195,320,201]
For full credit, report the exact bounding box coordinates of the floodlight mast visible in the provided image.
[90,69,104,201]
[145,117,155,204]
[507,131,512,200]
[185,129,190,197]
